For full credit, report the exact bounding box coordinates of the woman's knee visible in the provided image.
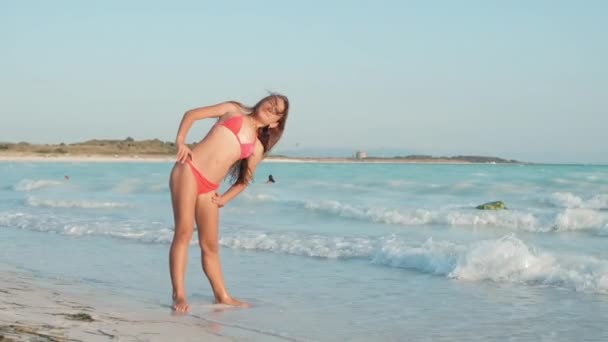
[172,226,194,244]
[199,238,219,256]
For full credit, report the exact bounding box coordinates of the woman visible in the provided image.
[169,94,289,312]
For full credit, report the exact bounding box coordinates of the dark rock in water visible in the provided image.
[476,201,507,210]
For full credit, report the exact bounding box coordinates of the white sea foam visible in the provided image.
[372,235,608,294]
[14,179,63,191]
[444,211,541,231]
[553,209,608,231]
[0,212,173,243]
[26,196,132,209]
[303,200,542,230]
[304,200,438,226]
[548,192,608,210]
[241,193,278,202]
[219,231,374,258]
[2,212,606,294]
[302,199,607,232]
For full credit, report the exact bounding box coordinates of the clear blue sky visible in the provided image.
[1,0,606,163]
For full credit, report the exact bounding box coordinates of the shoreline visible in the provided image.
[0,263,229,341]
[0,153,502,164]
[0,263,294,342]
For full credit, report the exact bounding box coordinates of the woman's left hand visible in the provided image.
[211,192,225,208]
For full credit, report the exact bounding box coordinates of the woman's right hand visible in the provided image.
[211,192,226,208]
[176,142,193,164]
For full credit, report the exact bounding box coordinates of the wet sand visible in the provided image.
[0,263,233,341]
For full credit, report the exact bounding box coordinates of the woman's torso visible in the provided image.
[188,113,258,183]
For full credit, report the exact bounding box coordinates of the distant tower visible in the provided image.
[355,150,367,160]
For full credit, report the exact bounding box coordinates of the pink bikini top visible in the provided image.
[217,115,256,159]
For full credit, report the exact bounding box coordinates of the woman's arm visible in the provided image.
[174,101,240,163]
[175,102,241,144]
[212,144,265,207]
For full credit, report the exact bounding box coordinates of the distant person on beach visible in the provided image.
[266,174,276,183]
[168,94,289,312]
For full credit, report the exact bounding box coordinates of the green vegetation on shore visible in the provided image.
[0,138,176,156]
[0,138,520,163]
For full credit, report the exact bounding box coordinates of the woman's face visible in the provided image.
[258,97,286,125]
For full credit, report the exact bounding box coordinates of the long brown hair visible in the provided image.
[229,93,290,185]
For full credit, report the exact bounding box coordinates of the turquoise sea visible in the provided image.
[1,161,607,341]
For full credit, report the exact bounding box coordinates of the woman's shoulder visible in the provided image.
[225,101,251,114]
[204,101,245,118]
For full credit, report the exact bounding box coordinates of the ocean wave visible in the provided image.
[0,212,171,242]
[25,196,132,209]
[240,193,278,202]
[547,192,608,210]
[304,200,438,225]
[14,179,64,191]
[373,235,608,294]
[1,212,606,294]
[220,231,374,258]
[239,195,608,233]
[553,209,608,231]
[221,233,608,294]
[301,199,608,233]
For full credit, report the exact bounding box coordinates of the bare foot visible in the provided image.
[172,296,190,313]
[216,295,251,308]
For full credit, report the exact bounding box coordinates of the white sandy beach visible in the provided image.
[0,263,290,341]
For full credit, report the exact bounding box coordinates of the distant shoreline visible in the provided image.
[0,152,514,164]
[0,139,521,164]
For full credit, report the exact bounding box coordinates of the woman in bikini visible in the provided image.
[169,94,289,312]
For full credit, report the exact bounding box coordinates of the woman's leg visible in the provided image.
[169,163,197,312]
[195,194,249,307]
